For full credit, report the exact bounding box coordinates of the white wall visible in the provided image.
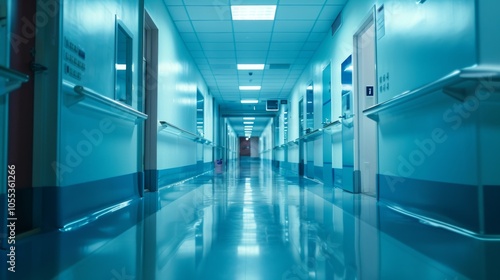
[266,0,500,188]
[52,0,142,186]
[145,0,212,172]
[262,0,374,171]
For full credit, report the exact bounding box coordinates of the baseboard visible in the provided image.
[378,174,482,234]
[34,173,140,229]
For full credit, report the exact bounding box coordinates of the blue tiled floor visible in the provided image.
[3,159,500,279]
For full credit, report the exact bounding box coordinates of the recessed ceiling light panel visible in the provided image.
[231,5,277,21]
[241,99,259,104]
[239,86,261,91]
[237,64,265,70]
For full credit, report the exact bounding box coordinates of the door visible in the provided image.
[322,64,333,186]
[354,12,378,196]
[143,11,159,191]
[305,83,315,178]
[341,56,356,192]
[298,98,304,176]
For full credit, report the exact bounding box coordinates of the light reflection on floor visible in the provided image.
[4,159,500,279]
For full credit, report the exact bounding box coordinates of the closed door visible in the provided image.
[354,13,378,196]
[143,11,159,191]
[298,98,304,176]
[322,64,333,186]
[341,56,356,192]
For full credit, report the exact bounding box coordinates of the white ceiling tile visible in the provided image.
[167,6,189,21]
[232,0,278,4]
[201,42,235,51]
[198,64,211,70]
[273,20,315,33]
[267,50,299,59]
[235,43,269,51]
[190,50,206,58]
[271,32,309,42]
[175,21,194,32]
[197,32,234,43]
[269,42,303,51]
[234,32,272,43]
[180,32,199,42]
[186,42,202,51]
[208,58,237,64]
[307,32,327,42]
[233,21,274,33]
[192,21,233,33]
[184,0,229,4]
[163,0,184,5]
[312,20,333,33]
[275,6,323,21]
[291,64,307,70]
[294,57,312,65]
[164,0,348,132]
[186,6,231,20]
[265,58,293,64]
[204,50,236,59]
[236,58,267,65]
[236,51,268,59]
[325,0,347,4]
[299,50,315,58]
[302,41,321,51]
[294,57,311,64]
[279,0,325,4]
[319,5,343,20]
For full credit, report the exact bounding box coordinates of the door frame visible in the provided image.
[353,7,379,196]
[143,10,159,192]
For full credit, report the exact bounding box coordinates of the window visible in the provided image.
[196,90,204,137]
[115,19,133,105]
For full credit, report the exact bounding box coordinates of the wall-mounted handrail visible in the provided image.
[0,65,29,96]
[300,128,323,142]
[322,120,342,134]
[364,67,500,121]
[159,120,213,145]
[73,85,147,121]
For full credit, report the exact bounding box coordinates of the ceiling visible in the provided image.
[163,0,347,137]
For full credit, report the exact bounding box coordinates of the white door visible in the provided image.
[354,11,378,196]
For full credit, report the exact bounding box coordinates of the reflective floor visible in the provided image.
[3,159,500,279]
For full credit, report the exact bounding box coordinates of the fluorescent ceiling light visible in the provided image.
[239,86,261,91]
[241,99,259,104]
[244,126,253,128]
[231,5,277,21]
[243,117,255,120]
[243,122,254,125]
[115,64,127,70]
[237,64,265,70]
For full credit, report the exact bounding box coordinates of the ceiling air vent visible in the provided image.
[269,63,291,70]
[331,12,342,36]
[266,100,279,111]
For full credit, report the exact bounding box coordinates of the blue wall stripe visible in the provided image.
[36,173,140,229]
[314,166,323,182]
[378,174,481,234]
[483,185,500,234]
[157,163,213,188]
